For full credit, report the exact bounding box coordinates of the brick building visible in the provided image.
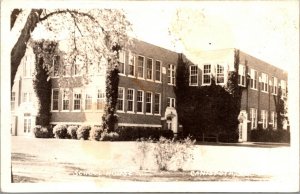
[11,39,288,142]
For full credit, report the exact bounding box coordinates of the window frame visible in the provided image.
[167,97,176,108]
[96,89,105,111]
[202,64,211,85]
[168,64,175,85]
[127,88,135,113]
[272,77,278,95]
[281,80,287,97]
[261,73,269,93]
[62,89,70,111]
[146,58,153,80]
[84,89,93,111]
[154,93,161,115]
[51,89,59,112]
[145,92,152,114]
[137,55,145,79]
[216,64,225,84]
[137,90,144,114]
[118,50,126,75]
[11,92,16,111]
[155,60,162,82]
[73,88,82,111]
[128,51,135,77]
[189,65,198,86]
[117,87,125,112]
[261,110,268,129]
[238,64,246,87]
[250,69,258,90]
[250,108,257,129]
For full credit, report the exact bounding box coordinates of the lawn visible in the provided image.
[11,136,293,183]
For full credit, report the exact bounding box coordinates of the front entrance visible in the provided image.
[164,107,178,135]
[23,117,32,134]
[238,110,248,142]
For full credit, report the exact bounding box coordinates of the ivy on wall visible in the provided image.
[175,50,242,142]
[32,40,57,126]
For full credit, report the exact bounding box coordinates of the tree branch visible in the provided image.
[10,9,22,29]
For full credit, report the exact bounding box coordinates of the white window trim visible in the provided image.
[11,92,16,112]
[272,77,278,96]
[127,88,135,113]
[96,88,105,112]
[128,51,135,77]
[167,97,176,108]
[216,64,225,85]
[250,69,258,91]
[280,80,287,98]
[51,89,59,112]
[202,64,212,86]
[118,50,126,76]
[61,89,70,112]
[189,65,198,86]
[261,110,268,129]
[238,64,246,87]
[168,64,176,86]
[145,91,153,115]
[260,73,269,93]
[250,108,257,129]
[154,93,161,116]
[72,88,82,112]
[83,88,93,112]
[136,90,144,114]
[137,55,145,79]
[117,87,125,113]
[155,60,162,83]
[146,57,154,81]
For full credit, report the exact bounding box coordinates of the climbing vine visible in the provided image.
[32,39,58,126]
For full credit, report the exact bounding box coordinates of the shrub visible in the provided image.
[90,126,104,141]
[160,129,174,139]
[100,132,119,141]
[77,125,91,140]
[67,126,78,139]
[116,127,174,141]
[33,125,53,138]
[53,124,67,139]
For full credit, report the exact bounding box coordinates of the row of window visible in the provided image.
[249,108,277,129]
[117,87,175,114]
[11,92,32,111]
[189,64,287,97]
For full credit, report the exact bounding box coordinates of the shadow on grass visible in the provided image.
[13,175,45,183]
[12,153,37,162]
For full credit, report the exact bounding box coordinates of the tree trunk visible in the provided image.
[11,9,43,88]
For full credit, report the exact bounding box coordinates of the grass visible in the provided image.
[11,136,291,183]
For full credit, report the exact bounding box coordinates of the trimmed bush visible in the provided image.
[33,125,53,138]
[67,126,78,139]
[90,126,104,141]
[116,127,174,141]
[53,124,67,139]
[250,128,290,143]
[77,125,91,140]
[100,132,119,141]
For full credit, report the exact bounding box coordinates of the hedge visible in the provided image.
[115,127,174,141]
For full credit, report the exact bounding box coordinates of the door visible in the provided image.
[23,116,32,134]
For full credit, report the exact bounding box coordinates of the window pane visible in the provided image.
[117,88,124,111]
[138,56,144,78]
[137,91,143,113]
[146,58,153,80]
[155,61,161,81]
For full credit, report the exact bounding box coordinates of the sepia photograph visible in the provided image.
[1,0,299,192]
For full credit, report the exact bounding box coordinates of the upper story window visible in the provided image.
[167,97,176,108]
[250,69,258,90]
[23,57,32,78]
[63,64,71,77]
[97,89,105,110]
[238,65,246,86]
[168,64,175,85]
[281,80,287,97]
[84,89,93,110]
[155,60,161,82]
[137,56,144,78]
[118,50,125,75]
[117,87,124,111]
[74,55,84,76]
[261,73,269,92]
[53,55,60,77]
[62,89,70,111]
[51,89,59,111]
[11,92,15,111]
[189,65,198,86]
[128,52,135,76]
[146,58,153,80]
[272,77,278,95]
[73,89,82,111]
[216,64,224,84]
[23,92,31,103]
[203,64,211,85]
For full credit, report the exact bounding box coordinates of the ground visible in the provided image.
[11,136,293,184]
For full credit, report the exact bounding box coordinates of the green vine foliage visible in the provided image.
[102,43,121,132]
[175,51,242,142]
[32,40,57,126]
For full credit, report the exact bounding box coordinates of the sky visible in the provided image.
[123,1,299,73]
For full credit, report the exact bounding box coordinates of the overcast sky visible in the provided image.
[124,1,298,73]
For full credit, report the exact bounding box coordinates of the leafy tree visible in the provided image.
[10,9,132,87]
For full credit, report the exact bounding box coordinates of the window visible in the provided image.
[128,52,135,76]
[155,60,161,82]
[23,92,31,103]
[154,93,161,115]
[23,57,32,77]
[137,56,144,78]
[250,69,258,90]
[95,56,106,75]
[11,92,15,111]
[137,90,144,113]
[73,89,82,111]
[127,89,134,112]
[168,64,175,85]
[118,50,125,74]
[216,64,224,84]
[117,87,124,111]
[281,80,287,97]
[85,90,93,110]
[189,65,198,86]
[145,92,152,114]
[63,64,71,76]
[203,64,211,85]
[53,55,60,76]
[261,110,268,129]
[74,55,84,76]
[261,73,269,92]
[250,108,257,129]
[238,65,246,86]
[97,89,105,110]
[62,89,70,111]
[270,111,277,130]
[24,117,31,133]
[272,77,278,95]
[146,58,153,80]
[167,97,176,108]
[52,89,59,111]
